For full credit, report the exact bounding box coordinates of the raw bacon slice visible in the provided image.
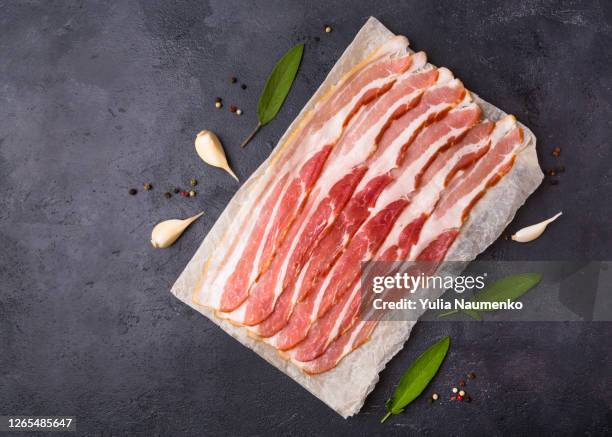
[289,120,495,362]
[222,58,436,327]
[288,104,482,362]
[297,116,523,374]
[289,74,467,309]
[262,75,467,346]
[194,37,413,312]
[408,115,523,261]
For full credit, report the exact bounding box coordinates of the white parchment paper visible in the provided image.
[171,17,543,418]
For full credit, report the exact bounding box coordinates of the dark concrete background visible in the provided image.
[1,1,611,435]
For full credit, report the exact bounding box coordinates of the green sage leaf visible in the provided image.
[257,43,304,125]
[438,273,541,319]
[472,272,542,312]
[381,336,450,423]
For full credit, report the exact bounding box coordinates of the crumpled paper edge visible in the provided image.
[171,17,543,419]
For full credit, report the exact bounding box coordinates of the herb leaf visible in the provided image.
[472,273,541,311]
[257,43,304,125]
[381,336,450,423]
[241,43,304,148]
[438,273,541,319]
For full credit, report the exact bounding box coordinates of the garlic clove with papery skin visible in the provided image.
[151,212,204,249]
[511,212,562,243]
[195,130,238,181]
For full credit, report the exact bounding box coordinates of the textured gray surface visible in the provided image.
[1,1,611,436]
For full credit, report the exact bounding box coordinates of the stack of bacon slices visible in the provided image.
[193,34,526,375]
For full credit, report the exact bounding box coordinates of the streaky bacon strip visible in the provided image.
[289,120,494,362]
[289,75,466,307]
[267,76,468,349]
[288,104,482,362]
[297,116,523,374]
[227,59,437,327]
[194,37,413,312]
[218,58,413,312]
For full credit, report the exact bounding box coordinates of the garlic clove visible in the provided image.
[195,130,239,181]
[511,212,562,243]
[151,211,204,249]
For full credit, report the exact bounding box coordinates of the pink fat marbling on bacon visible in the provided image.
[289,105,481,362]
[211,42,414,312]
[267,79,468,349]
[292,121,494,362]
[243,64,437,329]
[292,79,466,301]
[297,118,523,374]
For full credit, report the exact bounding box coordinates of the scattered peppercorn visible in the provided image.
[432,393,439,401]
[189,190,196,197]
[174,188,181,194]
[459,379,466,387]
[215,101,222,109]
[230,76,237,83]
[229,105,237,113]
[241,84,247,90]
[180,191,189,197]
[452,387,458,393]
[552,146,561,157]
[450,396,456,401]
[189,178,198,187]
[164,192,172,199]
[550,179,559,186]
[457,395,463,401]
[325,25,333,33]
[468,372,476,380]
[236,108,243,116]
[143,183,152,191]
[128,188,137,195]
[459,390,465,397]
[548,169,556,177]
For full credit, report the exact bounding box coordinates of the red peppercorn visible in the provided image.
[180,191,189,197]
[230,105,237,113]
[457,395,463,401]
